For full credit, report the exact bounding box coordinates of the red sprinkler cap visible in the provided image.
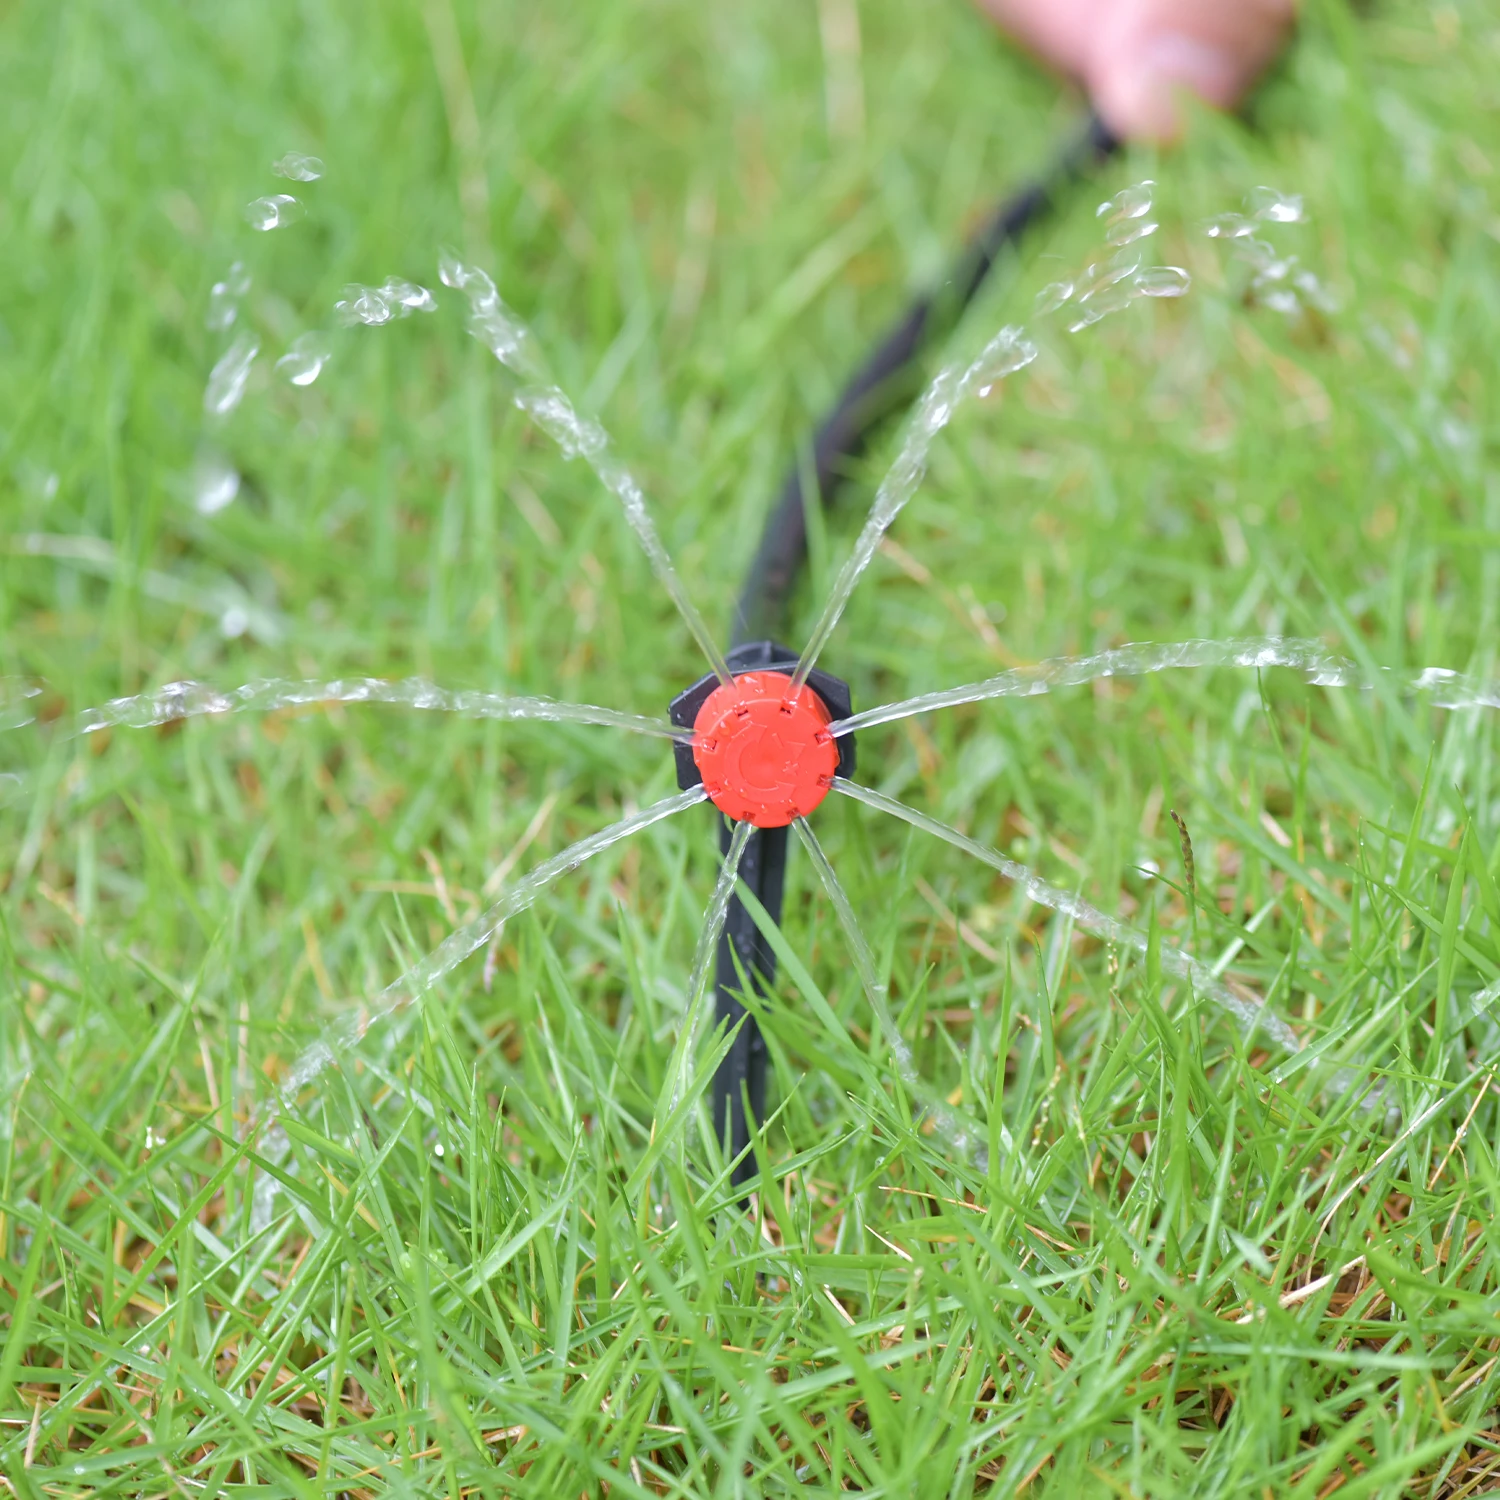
[691,670,839,828]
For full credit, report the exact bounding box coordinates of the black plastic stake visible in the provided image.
[709,818,784,1177]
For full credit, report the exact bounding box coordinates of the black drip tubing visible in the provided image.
[731,110,1119,649]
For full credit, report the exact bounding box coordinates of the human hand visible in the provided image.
[977,0,1296,141]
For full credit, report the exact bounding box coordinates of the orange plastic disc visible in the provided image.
[691,670,838,829]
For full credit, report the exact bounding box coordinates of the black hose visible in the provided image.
[731,110,1119,648]
[712,111,1120,1190]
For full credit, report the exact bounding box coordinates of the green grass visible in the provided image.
[3,0,1500,1493]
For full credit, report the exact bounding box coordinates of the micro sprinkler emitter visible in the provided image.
[13,113,1493,1219]
[673,115,1117,1188]
[669,644,856,1173]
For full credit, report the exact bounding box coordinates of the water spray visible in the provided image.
[10,120,1493,1215]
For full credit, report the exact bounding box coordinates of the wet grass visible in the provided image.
[3,0,1500,1493]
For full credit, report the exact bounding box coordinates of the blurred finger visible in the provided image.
[977,0,1297,140]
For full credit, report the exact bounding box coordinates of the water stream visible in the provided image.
[250,785,707,1230]
[834,777,1301,1052]
[795,815,1001,1170]
[666,819,754,1117]
[831,636,1500,737]
[439,254,732,685]
[12,675,686,741]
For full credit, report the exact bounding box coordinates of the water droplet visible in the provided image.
[276,332,334,386]
[0,678,42,732]
[1034,279,1073,314]
[1067,279,1135,330]
[272,152,323,182]
[1436,415,1475,456]
[1106,218,1157,247]
[1097,180,1155,224]
[220,606,250,639]
[380,277,437,314]
[1237,239,1292,276]
[1205,212,1256,239]
[473,307,532,367]
[1248,186,1304,224]
[1293,270,1337,313]
[1258,287,1302,316]
[971,326,1037,396]
[912,366,963,430]
[438,251,498,311]
[1078,249,1142,299]
[1364,319,1414,371]
[438,251,547,378]
[335,284,396,326]
[514,387,608,459]
[1133,265,1191,298]
[203,335,259,416]
[335,279,436,326]
[193,451,241,514]
[245,194,301,231]
[206,261,250,331]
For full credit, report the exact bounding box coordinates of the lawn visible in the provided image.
[3,0,1500,1493]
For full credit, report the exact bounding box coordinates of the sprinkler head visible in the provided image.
[670,642,855,830]
[691,671,837,828]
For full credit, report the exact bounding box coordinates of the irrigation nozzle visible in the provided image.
[670,643,856,1185]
